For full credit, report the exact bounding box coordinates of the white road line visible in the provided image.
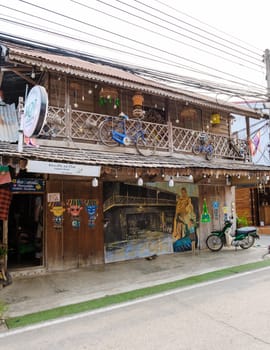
[1,266,270,338]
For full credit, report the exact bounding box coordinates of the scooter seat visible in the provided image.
[236,226,257,234]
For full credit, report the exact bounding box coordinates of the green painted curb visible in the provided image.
[4,259,270,329]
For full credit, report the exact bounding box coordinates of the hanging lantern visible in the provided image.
[99,87,119,107]
[210,113,221,125]
[92,177,98,187]
[132,92,144,108]
[99,87,118,100]
[180,107,197,118]
[132,92,144,118]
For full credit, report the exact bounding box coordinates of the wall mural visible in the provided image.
[103,182,199,263]
[172,187,198,253]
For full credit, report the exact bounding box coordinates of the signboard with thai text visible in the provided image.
[27,160,101,177]
[11,178,45,192]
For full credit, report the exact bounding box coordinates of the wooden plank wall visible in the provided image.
[46,177,104,270]
[235,187,253,225]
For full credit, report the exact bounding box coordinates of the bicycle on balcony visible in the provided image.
[99,113,156,157]
[192,132,214,160]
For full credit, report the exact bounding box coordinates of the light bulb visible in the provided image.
[92,178,98,187]
[168,177,174,187]
[137,177,143,186]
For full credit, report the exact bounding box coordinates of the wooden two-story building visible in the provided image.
[0,40,269,273]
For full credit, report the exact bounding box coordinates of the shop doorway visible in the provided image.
[8,194,44,268]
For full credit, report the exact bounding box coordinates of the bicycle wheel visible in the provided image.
[205,144,214,160]
[206,150,213,160]
[99,119,119,147]
[192,144,200,155]
[206,234,223,251]
[136,134,156,156]
[239,235,255,249]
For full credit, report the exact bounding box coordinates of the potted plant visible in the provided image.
[236,216,249,228]
[0,244,8,261]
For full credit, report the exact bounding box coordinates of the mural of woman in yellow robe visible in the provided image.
[172,187,196,240]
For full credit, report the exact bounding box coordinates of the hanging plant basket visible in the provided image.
[0,244,7,259]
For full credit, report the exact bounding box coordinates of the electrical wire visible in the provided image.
[138,0,263,59]
[0,26,267,101]
[153,0,263,54]
[0,7,266,94]
[0,0,268,101]
[111,0,262,64]
[3,14,259,93]
[8,0,267,92]
[71,0,263,73]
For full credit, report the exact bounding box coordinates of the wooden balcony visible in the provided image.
[103,195,176,212]
[41,106,251,162]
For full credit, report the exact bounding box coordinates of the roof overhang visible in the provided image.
[1,142,269,175]
[2,42,263,119]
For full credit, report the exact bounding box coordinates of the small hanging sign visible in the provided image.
[66,199,83,229]
[212,201,219,220]
[47,193,60,202]
[84,200,98,228]
[49,202,66,229]
[11,178,45,192]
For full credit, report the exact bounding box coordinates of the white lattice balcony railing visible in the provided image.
[39,106,67,138]
[41,106,251,161]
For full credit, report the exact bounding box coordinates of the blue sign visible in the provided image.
[11,178,45,192]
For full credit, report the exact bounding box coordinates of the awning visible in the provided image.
[0,103,19,142]
[1,142,270,174]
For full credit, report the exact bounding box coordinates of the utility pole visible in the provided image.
[264,49,270,101]
[263,49,270,161]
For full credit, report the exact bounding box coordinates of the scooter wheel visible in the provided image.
[206,234,223,251]
[239,235,255,249]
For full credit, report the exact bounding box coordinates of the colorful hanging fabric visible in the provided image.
[0,187,12,220]
[249,131,260,156]
[0,166,11,185]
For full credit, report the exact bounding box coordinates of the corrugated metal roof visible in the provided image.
[5,43,262,118]
[0,103,19,142]
[0,142,269,173]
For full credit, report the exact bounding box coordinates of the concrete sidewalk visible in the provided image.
[1,235,270,319]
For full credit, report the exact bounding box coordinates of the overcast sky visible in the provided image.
[0,0,269,101]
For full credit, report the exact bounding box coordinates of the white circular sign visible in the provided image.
[23,85,48,137]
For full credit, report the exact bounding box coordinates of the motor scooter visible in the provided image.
[206,220,260,252]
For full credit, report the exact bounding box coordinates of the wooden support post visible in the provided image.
[2,220,7,270]
[167,121,174,155]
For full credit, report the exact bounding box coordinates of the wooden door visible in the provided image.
[46,178,104,270]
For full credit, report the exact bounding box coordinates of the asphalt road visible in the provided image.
[1,267,270,350]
